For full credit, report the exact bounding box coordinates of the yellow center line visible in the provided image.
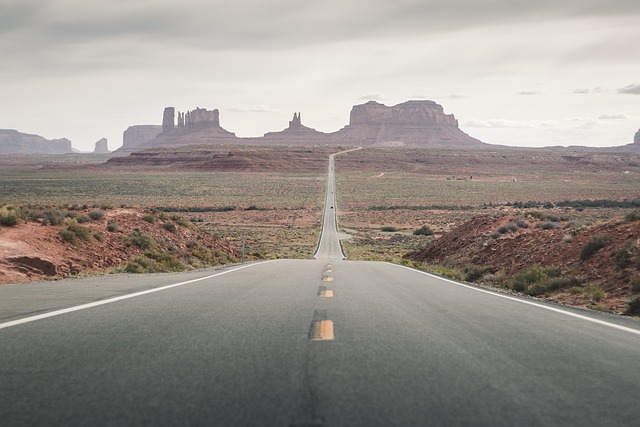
[311,320,335,341]
[319,290,334,297]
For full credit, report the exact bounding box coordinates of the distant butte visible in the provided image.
[125,100,486,151]
[0,129,72,154]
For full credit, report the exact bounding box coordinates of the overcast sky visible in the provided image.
[1,0,639,151]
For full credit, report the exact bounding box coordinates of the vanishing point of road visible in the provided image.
[1,150,640,426]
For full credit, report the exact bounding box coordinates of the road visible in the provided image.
[2,151,640,426]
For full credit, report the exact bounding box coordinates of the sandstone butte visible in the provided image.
[116,100,487,152]
[0,129,73,154]
[93,138,110,154]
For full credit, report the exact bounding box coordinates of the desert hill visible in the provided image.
[0,206,238,285]
[405,212,640,315]
[0,129,72,154]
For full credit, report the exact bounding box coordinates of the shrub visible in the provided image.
[126,252,186,274]
[127,231,155,250]
[497,225,510,234]
[94,233,104,242]
[625,210,640,222]
[464,265,496,282]
[509,264,579,295]
[381,226,399,232]
[66,221,94,243]
[106,220,118,232]
[414,225,434,236]
[537,222,558,230]
[142,214,156,224]
[0,206,20,226]
[76,215,92,223]
[191,248,214,264]
[631,277,640,294]
[42,210,65,226]
[515,219,529,229]
[611,244,632,269]
[580,235,607,260]
[586,285,604,302]
[163,222,177,233]
[626,296,640,316]
[59,229,78,246]
[88,210,105,221]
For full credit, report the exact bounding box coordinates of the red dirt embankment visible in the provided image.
[406,213,640,314]
[0,208,237,285]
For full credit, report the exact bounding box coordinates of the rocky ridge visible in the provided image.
[0,129,72,154]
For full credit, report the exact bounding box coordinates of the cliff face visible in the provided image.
[635,129,640,145]
[333,100,484,148]
[349,100,458,127]
[93,138,110,153]
[0,129,72,154]
[121,125,162,151]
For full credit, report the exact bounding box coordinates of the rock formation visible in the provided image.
[122,100,489,152]
[0,129,72,154]
[331,100,484,147]
[120,125,162,151]
[259,112,328,145]
[289,112,302,129]
[93,138,110,153]
[162,107,175,133]
[635,129,640,145]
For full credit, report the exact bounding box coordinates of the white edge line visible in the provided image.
[0,261,275,331]
[387,262,640,337]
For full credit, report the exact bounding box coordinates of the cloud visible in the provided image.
[573,87,605,94]
[599,113,628,120]
[464,119,535,129]
[358,93,386,101]
[617,84,640,94]
[517,91,542,95]
[227,105,279,113]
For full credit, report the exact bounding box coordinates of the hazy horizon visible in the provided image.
[1,0,639,151]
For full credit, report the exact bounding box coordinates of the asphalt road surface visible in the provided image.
[2,151,640,426]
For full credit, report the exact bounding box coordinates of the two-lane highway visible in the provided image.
[2,150,640,426]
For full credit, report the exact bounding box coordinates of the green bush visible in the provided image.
[59,229,78,246]
[125,252,186,274]
[580,235,607,260]
[66,221,94,243]
[464,265,496,282]
[413,225,434,236]
[76,215,91,223]
[126,231,155,250]
[163,222,177,233]
[0,206,20,226]
[42,210,66,226]
[88,210,105,221]
[586,285,604,302]
[611,244,632,269]
[537,222,558,230]
[510,264,579,296]
[106,220,118,232]
[381,226,399,232]
[631,277,640,294]
[94,233,104,242]
[142,214,156,224]
[625,210,640,222]
[626,296,640,316]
